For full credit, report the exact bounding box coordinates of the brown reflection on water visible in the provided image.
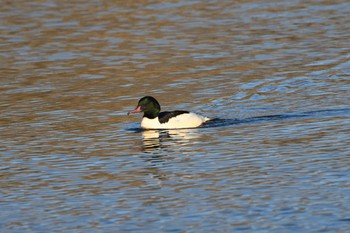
[1,0,349,162]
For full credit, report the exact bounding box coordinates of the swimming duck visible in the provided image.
[128,96,210,129]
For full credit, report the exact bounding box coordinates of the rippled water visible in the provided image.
[1,0,350,232]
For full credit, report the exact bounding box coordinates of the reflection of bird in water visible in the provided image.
[141,130,162,152]
[128,96,210,129]
[141,129,201,152]
[140,129,203,184]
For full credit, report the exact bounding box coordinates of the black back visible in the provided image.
[158,111,189,124]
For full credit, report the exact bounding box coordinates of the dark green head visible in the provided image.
[128,96,161,119]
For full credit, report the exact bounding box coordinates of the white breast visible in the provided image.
[141,112,210,129]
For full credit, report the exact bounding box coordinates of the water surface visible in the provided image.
[1,0,350,232]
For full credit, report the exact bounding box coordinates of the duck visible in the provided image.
[128,96,210,129]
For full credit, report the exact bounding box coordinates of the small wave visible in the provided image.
[202,108,350,128]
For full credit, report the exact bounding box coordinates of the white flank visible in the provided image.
[141,112,210,129]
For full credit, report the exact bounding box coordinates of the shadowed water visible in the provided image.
[1,0,350,232]
[203,108,350,128]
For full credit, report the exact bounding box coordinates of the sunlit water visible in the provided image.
[1,0,350,232]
